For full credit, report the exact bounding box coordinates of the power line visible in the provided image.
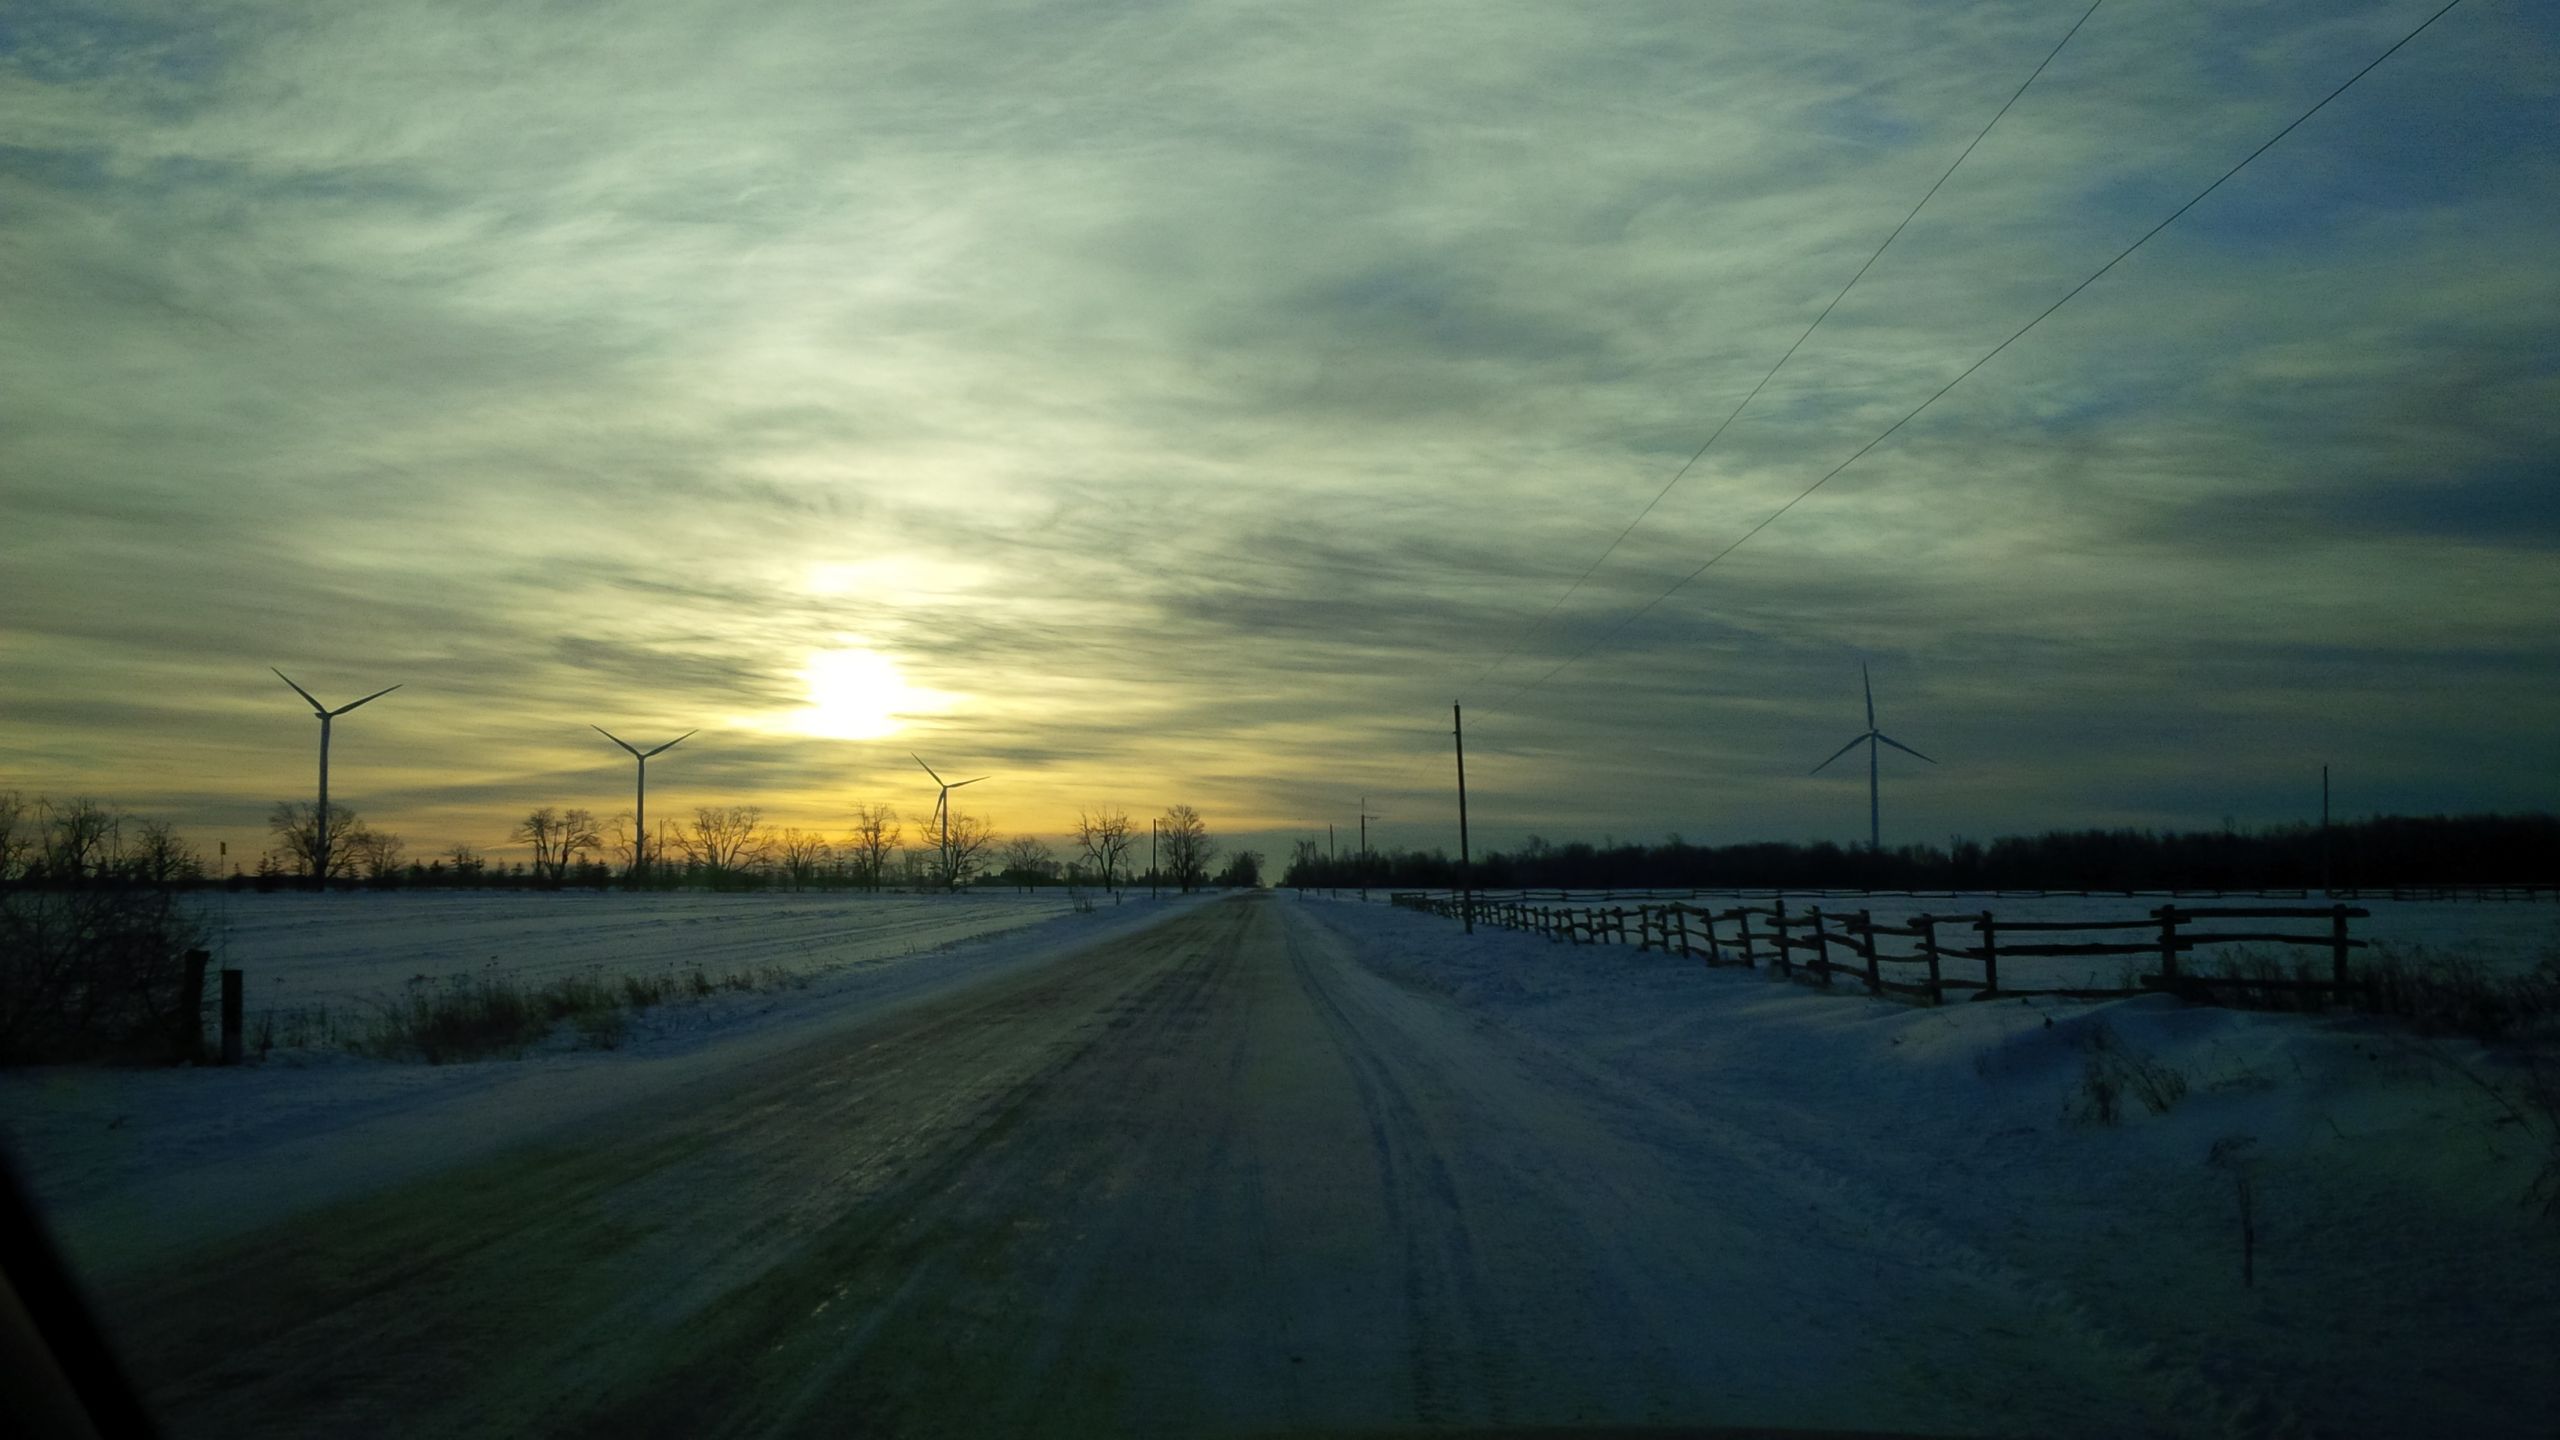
[1456,0,2105,701]
[1513,0,2466,695]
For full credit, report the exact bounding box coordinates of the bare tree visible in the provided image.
[845,803,901,891]
[512,807,566,882]
[129,820,204,885]
[603,812,641,879]
[776,828,834,890]
[0,791,35,882]
[1000,835,1055,892]
[346,828,406,883]
[270,801,368,881]
[1158,804,1215,892]
[1073,807,1136,893]
[934,812,996,890]
[42,797,121,882]
[680,805,772,881]
[557,808,602,882]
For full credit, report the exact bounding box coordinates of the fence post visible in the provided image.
[2157,906,2183,984]
[1736,909,1756,968]
[219,969,244,1066]
[1917,915,1943,1006]
[1859,909,1881,995]
[2330,905,2351,994]
[1771,901,1791,977]
[1978,911,1999,997]
[1674,906,1693,962]
[1810,908,1832,986]
[177,948,209,1064]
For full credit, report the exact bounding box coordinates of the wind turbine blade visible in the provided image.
[592,725,644,758]
[1862,663,1875,729]
[642,729,698,758]
[329,683,402,716]
[1874,732,1936,764]
[911,753,945,786]
[949,776,988,789]
[1810,734,1870,776]
[271,668,324,713]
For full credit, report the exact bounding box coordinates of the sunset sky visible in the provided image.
[5,0,2555,871]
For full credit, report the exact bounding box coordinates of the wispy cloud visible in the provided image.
[4,0,2554,865]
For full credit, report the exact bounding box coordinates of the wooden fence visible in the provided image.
[1388,884,2549,904]
[1387,893,2373,1007]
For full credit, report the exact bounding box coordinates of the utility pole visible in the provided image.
[1454,703,1473,935]
[1328,822,1336,898]
[1358,795,1383,903]
[1150,817,1159,900]
[2321,763,2332,895]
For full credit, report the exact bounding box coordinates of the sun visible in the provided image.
[799,647,929,741]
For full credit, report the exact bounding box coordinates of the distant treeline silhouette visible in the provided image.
[1283,813,2560,893]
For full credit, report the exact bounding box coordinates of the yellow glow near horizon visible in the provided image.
[799,647,937,741]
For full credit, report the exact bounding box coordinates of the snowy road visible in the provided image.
[102,894,2185,1438]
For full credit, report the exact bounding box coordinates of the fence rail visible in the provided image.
[1387,893,2374,1007]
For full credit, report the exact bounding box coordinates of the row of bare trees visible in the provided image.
[8,788,1227,895]
[1,793,208,1063]
[481,800,1222,893]
[2,793,208,887]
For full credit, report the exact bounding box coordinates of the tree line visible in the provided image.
[1281,813,2560,893]
[0,790,1253,895]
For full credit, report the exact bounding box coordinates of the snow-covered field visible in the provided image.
[1358,888,2560,986]
[182,888,1112,1016]
[3,890,1216,1273]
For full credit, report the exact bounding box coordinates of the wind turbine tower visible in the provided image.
[1809,664,1936,853]
[272,668,401,884]
[912,753,988,889]
[594,726,696,882]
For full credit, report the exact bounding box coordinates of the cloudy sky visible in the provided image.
[4,0,2555,870]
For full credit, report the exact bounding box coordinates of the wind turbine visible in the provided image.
[593,726,696,883]
[1809,663,1935,853]
[912,753,987,889]
[272,668,401,885]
